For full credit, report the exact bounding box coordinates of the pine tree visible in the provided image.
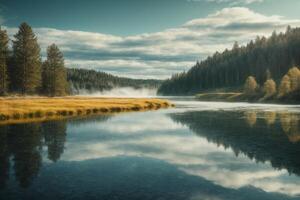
[12,23,41,94]
[0,27,9,95]
[42,44,68,96]
[41,61,51,95]
[158,26,300,95]
[232,41,239,50]
[265,69,272,81]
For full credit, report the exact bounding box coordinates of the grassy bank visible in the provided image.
[0,97,174,125]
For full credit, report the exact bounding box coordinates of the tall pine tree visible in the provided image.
[42,44,68,96]
[0,27,9,95]
[13,23,41,94]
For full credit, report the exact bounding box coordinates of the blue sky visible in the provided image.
[1,0,300,79]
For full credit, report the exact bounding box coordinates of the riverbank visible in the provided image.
[195,92,300,104]
[195,93,244,102]
[0,97,174,125]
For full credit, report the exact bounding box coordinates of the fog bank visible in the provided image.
[77,87,157,97]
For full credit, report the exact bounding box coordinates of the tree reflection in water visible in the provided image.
[279,112,300,143]
[0,115,110,189]
[263,111,277,126]
[0,126,9,189]
[244,110,300,143]
[0,121,66,188]
[43,121,67,162]
[170,110,300,176]
[0,110,299,192]
[0,122,58,189]
[244,111,257,127]
[9,123,43,188]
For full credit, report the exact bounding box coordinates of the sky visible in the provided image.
[1,0,300,79]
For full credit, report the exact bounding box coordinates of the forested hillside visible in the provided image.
[67,68,162,94]
[158,26,300,95]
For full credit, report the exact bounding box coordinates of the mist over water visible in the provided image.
[76,87,158,97]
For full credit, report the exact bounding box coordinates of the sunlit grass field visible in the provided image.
[0,96,173,125]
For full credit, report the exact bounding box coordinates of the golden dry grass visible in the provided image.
[0,96,174,125]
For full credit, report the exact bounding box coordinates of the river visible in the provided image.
[1,98,300,200]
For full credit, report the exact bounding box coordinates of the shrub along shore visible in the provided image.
[0,97,174,125]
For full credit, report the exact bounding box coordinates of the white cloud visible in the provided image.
[184,7,299,29]
[4,7,300,79]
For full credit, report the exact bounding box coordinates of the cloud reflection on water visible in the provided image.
[62,104,300,197]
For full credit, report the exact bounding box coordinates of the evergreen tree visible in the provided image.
[0,27,9,95]
[265,69,272,81]
[42,44,68,96]
[158,26,300,95]
[232,41,239,50]
[12,23,41,94]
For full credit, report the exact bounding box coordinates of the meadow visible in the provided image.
[0,96,173,125]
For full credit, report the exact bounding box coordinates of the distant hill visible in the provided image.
[158,26,300,95]
[67,68,162,94]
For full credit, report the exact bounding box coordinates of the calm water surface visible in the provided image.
[1,99,300,200]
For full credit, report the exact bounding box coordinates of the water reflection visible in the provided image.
[170,110,300,176]
[0,122,60,189]
[61,110,300,197]
[244,111,257,127]
[263,111,277,126]
[0,116,109,189]
[279,112,300,143]
[0,115,110,189]
[43,121,67,162]
[10,123,43,188]
[0,103,300,199]
[244,110,300,143]
[0,126,9,189]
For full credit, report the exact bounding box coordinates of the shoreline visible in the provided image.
[195,93,300,105]
[0,96,174,125]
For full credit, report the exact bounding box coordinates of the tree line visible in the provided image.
[67,68,162,94]
[243,66,300,101]
[158,26,300,96]
[0,23,69,96]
